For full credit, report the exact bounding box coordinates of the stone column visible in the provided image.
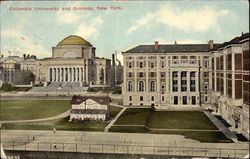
[80,68,82,82]
[103,68,106,84]
[55,68,58,82]
[47,68,50,82]
[170,71,173,93]
[82,67,85,83]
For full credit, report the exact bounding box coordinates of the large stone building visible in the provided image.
[122,33,249,139]
[0,35,123,87]
[210,33,249,139]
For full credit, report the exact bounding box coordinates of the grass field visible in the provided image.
[1,103,123,131]
[3,117,107,131]
[109,108,232,143]
[109,126,232,143]
[109,105,123,118]
[114,108,217,130]
[0,100,71,120]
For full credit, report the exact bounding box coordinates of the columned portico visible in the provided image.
[48,67,85,82]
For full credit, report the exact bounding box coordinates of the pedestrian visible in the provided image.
[53,128,56,134]
[33,136,35,140]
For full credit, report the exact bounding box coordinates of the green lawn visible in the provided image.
[2,117,107,131]
[109,105,123,118]
[114,108,150,125]
[114,108,217,130]
[0,100,71,120]
[147,111,217,130]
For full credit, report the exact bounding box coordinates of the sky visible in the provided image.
[0,0,249,63]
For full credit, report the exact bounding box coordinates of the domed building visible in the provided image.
[20,35,115,87]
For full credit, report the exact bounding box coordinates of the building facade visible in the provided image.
[210,33,249,139]
[122,41,214,109]
[70,96,111,121]
[122,32,250,139]
[0,35,123,87]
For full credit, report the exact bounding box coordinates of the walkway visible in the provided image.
[104,106,127,132]
[0,110,71,124]
[203,110,237,142]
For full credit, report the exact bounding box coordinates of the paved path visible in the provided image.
[203,110,237,142]
[1,130,249,158]
[0,110,71,124]
[104,107,127,132]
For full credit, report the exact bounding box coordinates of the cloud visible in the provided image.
[1,28,50,58]
[126,13,156,35]
[127,3,229,34]
[74,16,103,38]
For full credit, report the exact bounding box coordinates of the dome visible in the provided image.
[57,35,92,46]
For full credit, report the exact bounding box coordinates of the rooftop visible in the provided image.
[71,96,111,105]
[123,44,220,54]
[57,35,92,47]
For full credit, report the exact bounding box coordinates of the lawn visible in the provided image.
[0,100,71,120]
[114,108,150,125]
[109,126,232,143]
[114,108,217,130]
[2,117,107,131]
[147,111,218,130]
[110,108,232,143]
[1,104,122,131]
[109,105,123,118]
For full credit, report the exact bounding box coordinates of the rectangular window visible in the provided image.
[161,62,164,68]
[129,96,132,101]
[140,96,143,101]
[150,62,154,68]
[140,103,143,106]
[205,96,208,101]
[162,96,165,101]
[139,62,143,68]
[128,72,132,77]
[173,80,178,92]
[128,62,132,68]
[139,72,144,77]
[191,96,196,105]
[183,96,187,105]
[151,96,154,101]
[129,103,132,106]
[174,96,178,105]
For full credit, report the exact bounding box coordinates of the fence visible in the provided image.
[2,141,248,158]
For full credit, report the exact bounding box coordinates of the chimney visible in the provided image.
[27,54,30,58]
[1,54,3,58]
[23,54,26,59]
[209,40,214,49]
[112,54,115,67]
[154,41,159,50]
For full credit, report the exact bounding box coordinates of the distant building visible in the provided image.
[70,96,111,121]
[0,55,35,85]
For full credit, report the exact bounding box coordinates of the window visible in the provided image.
[162,96,165,101]
[128,72,133,77]
[203,72,209,77]
[139,72,144,77]
[181,71,187,77]
[205,96,208,101]
[129,96,132,101]
[138,81,144,92]
[128,62,132,68]
[150,72,156,77]
[173,80,178,92]
[140,103,143,106]
[172,71,178,77]
[190,72,196,77]
[161,62,164,68]
[161,73,165,78]
[174,96,178,105]
[139,62,144,68]
[128,81,133,91]
[150,81,156,92]
[192,96,196,105]
[150,62,154,68]
[204,61,209,67]
[183,96,187,105]
[140,96,143,101]
[173,56,178,59]
[129,103,132,106]
[151,96,154,101]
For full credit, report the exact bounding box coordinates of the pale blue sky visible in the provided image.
[0,0,249,61]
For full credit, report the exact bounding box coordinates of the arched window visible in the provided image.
[138,81,144,92]
[150,81,156,92]
[128,81,133,91]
